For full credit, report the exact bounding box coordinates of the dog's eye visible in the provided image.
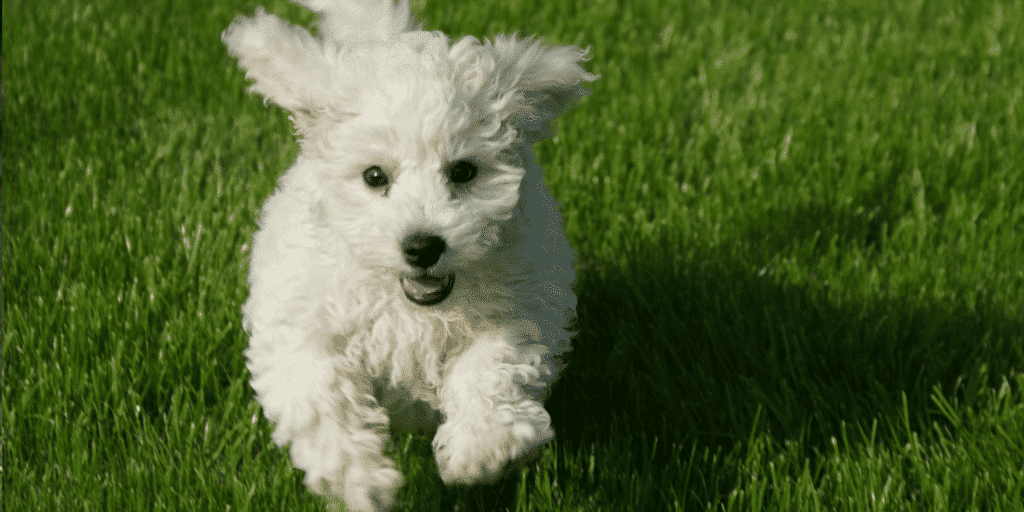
[362,166,389,189]
[448,160,478,184]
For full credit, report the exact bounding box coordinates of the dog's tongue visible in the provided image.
[400,274,455,306]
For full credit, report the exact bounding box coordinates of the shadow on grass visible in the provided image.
[541,231,1022,508]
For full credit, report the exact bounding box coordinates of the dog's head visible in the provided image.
[225,0,596,306]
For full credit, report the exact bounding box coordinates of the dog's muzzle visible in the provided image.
[400,273,455,306]
[400,233,454,305]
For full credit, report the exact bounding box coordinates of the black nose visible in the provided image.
[402,233,446,269]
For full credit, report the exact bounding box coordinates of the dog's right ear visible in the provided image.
[223,8,331,119]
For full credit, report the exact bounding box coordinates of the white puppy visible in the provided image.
[224,1,596,510]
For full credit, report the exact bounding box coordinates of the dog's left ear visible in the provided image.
[488,36,599,142]
[223,8,333,131]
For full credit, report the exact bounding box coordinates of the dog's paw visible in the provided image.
[433,402,554,485]
[325,465,403,512]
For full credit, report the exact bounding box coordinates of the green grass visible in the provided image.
[4,0,1023,510]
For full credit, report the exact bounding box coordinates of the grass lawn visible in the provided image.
[4,0,1023,509]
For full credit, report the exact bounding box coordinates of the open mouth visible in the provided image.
[400,273,455,306]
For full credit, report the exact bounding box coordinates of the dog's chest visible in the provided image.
[338,304,469,385]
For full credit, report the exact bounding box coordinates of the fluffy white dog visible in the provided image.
[224,1,595,510]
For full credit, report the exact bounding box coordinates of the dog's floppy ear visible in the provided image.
[488,35,598,142]
[223,8,331,118]
[294,0,417,45]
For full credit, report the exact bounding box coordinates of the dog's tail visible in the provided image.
[293,0,418,44]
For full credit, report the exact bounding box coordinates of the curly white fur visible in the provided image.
[224,1,596,510]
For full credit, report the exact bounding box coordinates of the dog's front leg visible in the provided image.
[247,330,401,512]
[432,328,554,485]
